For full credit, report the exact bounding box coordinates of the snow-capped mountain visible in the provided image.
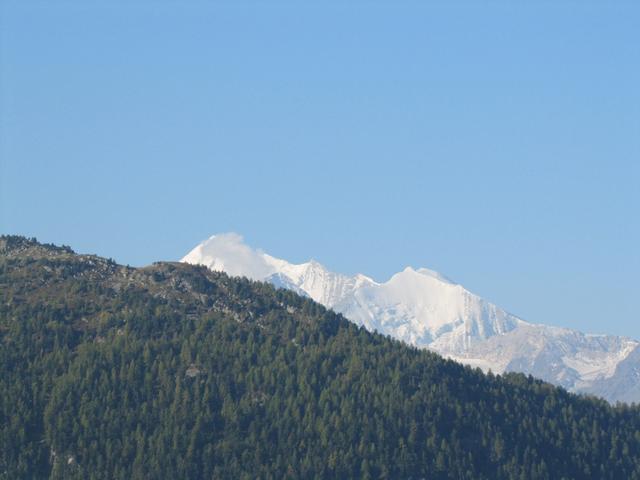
[182,233,640,403]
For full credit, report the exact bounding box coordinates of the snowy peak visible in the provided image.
[182,233,640,403]
[182,233,525,350]
[182,233,359,306]
[407,266,457,285]
[182,233,274,280]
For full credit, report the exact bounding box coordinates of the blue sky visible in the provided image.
[1,1,638,337]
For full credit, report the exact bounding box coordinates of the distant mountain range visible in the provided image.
[183,233,640,403]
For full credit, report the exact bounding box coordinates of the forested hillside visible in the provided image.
[2,235,640,480]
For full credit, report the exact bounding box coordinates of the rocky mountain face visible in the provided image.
[182,233,640,403]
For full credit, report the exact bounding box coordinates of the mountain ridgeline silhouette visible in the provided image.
[2,235,640,479]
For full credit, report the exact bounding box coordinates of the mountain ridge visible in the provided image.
[182,233,640,403]
[4,234,640,478]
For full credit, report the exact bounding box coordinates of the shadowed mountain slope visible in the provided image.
[2,235,640,479]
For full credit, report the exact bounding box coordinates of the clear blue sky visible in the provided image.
[1,1,638,337]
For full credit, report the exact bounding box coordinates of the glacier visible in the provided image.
[182,233,640,403]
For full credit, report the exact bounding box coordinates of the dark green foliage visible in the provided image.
[1,235,640,479]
